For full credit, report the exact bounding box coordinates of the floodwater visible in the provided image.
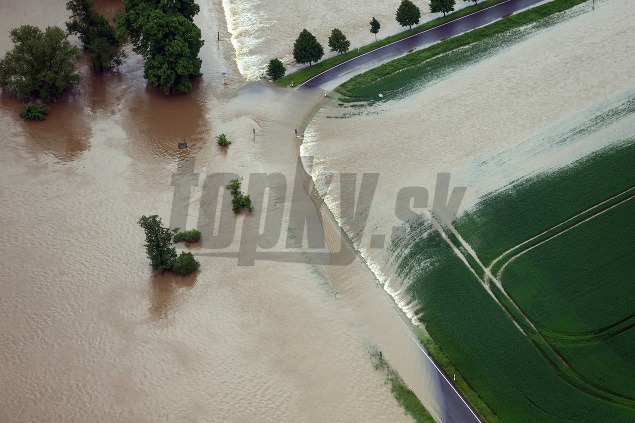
[0,0,430,421]
[302,0,635,320]
[221,0,471,79]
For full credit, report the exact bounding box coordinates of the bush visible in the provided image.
[173,228,202,243]
[172,251,200,275]
[232,193,253,213]
[226,178,241,195]
[216,133,231,146]
[20,103,48,120]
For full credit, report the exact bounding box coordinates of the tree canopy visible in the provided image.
[328,28,350,54]
[293,29,324,66]
[430,0,456,16]
[66,0,125,72]
[266,58,286,81]
[0,25,80,101]
[138,215,178,272]
[118,0,204,94]
[396,0,421,29]
[370,17,381,41]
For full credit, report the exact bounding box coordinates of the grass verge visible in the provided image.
[337,0,589,100]
[414,328,500,423]
[370,348,436,423]
[275,0,510,87]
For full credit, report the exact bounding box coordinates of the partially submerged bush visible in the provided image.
[226,178,253,213]
[173,228,202,243]
[216,133,231,146]
[226,178,241,195]
[172,251,200,275]
[232,193,253,213]
[20,103,48,120]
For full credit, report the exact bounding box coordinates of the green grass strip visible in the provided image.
[337,0,588,100]
[415,330,501,423]
[370,349,436,423]
[275,0,509,87]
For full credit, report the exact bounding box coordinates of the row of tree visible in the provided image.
[266,0,476,80]
[0,0,206,104]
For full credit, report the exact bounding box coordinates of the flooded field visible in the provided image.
[0,1,423,421]
[302,0,635,319]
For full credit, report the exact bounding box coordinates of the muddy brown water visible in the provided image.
[0,1,444,421]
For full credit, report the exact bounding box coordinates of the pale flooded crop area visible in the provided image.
[302,0,635,318]
[1,0,634,422]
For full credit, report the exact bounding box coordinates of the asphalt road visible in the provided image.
[301,1,550,421]
[301,0,545,90]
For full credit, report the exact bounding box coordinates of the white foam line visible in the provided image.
[298,0,516,88]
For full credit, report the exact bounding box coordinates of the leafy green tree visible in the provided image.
[118,0,204,94]
[430,0,456,16]
[328,28,350,54]
[172,252,200,275]
[293,29,324,66]
[266,58,286,80]
[20,103,49,120]
[138,215,178,272]
[396,0,421,29]
[370,17,381,41]
[0,26,80,101]
[66,0,125,72]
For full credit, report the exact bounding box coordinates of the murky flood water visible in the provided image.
[0,1,421,421]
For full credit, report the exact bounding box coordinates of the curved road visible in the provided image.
[301,0,545,90]
[300,1,549,422]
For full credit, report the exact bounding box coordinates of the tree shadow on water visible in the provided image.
[148,270,198,321]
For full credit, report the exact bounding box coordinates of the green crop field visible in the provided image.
[502,197,635,334]
[394,142,635,422]
[457,141,635,265]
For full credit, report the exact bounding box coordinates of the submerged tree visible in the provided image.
[430,0,456,16]
[266,58,286,81]
[293,29,324,66]
[396,0,421,30]
[118,0,204,94]
[66,0,125,72]
[0,25,80,101]
[328,28,350,54]
[370,17,381,41]
[138,215,178,272]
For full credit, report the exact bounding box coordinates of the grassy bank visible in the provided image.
[337,0,589,100]
[275,0,510,87]
[370,349,436,423]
